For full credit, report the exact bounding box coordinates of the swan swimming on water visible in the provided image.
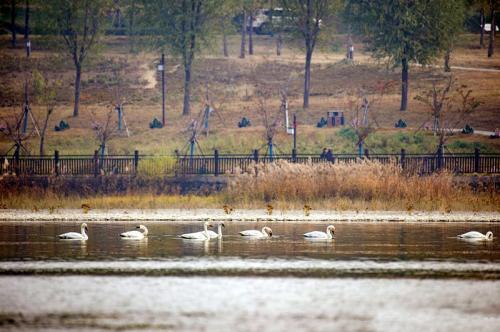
[457,231,493,241]
[239,226,273,238]
[304,225,335,239]
[120,225,148,239]
[206,222,225,239]
[180,222,213,240]
[58,223,88,240]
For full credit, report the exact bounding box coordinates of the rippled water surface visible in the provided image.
[1,221,499,332]
[0,221,499,261]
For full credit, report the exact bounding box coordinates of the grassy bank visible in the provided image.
[1,34,500,156]
[1,162,498,212]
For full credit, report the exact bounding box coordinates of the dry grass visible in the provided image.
[1,162,498,211]
[1,33,500,156]
[227,161,499,212]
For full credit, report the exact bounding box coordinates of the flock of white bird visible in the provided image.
[57,222,494,242]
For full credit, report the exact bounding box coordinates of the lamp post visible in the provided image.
[158,53,166,126]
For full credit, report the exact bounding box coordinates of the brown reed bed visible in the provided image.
[226,160,499,212]
[0,161,498,211]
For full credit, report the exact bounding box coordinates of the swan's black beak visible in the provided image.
[221,223,225,228]
[269,232,273,237]
[136,225,140,229]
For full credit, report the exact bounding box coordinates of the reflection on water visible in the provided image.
[0,222,498,262]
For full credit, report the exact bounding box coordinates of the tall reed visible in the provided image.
[227,160,496,211]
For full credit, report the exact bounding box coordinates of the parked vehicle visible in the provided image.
[233,8,293,35]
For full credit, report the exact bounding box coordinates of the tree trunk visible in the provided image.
[10,0,17,48]
[488,8,496,58]
[183,62,191,116]
[240,10,246,59]
[24,0,29,40]
[39,136,45,156]
[128,1,136,52]
[222,18,228,57]
[400,57,409,111]
[73,63,82,117]
[248,13,254,55]
[276,33,282,56]
[444,49,451,72]
[39,109,52,156]
[480,8,485,48]
[303,48,312,109]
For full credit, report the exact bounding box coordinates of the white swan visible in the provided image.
[58,223,88,240]
[457,231,493,241]
[206,222,225,239]
[180,222,213,240]
[120,225,148,239]
[304,225,335,239]
[240,226,273,238]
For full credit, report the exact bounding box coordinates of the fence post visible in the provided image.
[14,147,20,176]
[253,149,259,163]
[364,148,370,160]
[292,148,297,163]
[400,149,406,170]
[54,150,59,176]
[437,145,443,171]
[214,149,219,176]
[474,148,480,173]
[94,150,99,177]
[134,150,139,175]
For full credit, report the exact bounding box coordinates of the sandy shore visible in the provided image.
[0,209,499,223]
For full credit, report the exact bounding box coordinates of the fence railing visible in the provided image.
[1,148,499,177]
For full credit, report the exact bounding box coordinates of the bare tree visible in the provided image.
[0,109,34,157]
[91,108,119,167]
[415,75,481,151]
[44,0,111,117]
[32,70,58,156]
[345,81,395,156]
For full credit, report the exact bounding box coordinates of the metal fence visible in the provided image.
[1,149,499,177]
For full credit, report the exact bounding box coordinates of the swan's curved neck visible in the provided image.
[81,226,88,239]
[204,223,209,239]
[141,226,148,236]
[261,227,270,237]
[326,227,333,239]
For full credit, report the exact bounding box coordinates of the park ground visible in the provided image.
[0,33,500,156]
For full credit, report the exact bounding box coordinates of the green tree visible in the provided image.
[281,0,341,109]
[143,0,220,116]
[346,0,464,111]
[42,0,111,117]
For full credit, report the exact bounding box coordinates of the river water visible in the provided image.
[0,221,499,331]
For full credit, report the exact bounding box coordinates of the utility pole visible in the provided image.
[158,53,166,126]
